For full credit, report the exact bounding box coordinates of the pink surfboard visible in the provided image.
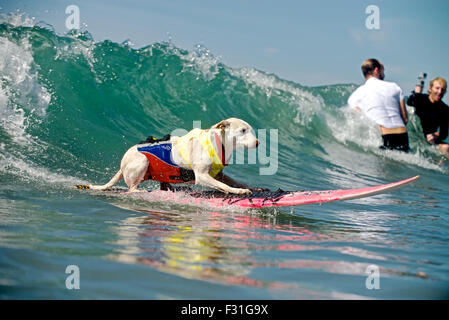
[185,176,419,208]
[76,176,419,208]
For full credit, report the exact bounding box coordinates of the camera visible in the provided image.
[417,72,427,87]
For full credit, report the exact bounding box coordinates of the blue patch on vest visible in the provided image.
[137,143,178,167]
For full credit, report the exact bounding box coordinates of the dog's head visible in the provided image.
[211,118,259,149]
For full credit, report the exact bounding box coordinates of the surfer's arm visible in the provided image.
[347,86,363,111]
[426,132,439,144]
[399,99,408,125]
[406,90,422,107]
[414,85,423,94]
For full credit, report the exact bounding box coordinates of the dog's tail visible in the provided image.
[88,170,123,191]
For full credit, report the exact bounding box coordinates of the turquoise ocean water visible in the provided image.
[1,15,448,299]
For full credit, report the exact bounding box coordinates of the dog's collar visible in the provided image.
[214,132,227,166]
[220,128,227,166]
[221,141,226,166]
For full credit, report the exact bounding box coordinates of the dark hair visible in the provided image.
[361,58,381,77]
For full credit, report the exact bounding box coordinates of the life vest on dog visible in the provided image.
[137,139,195,183]
[136,130,226,183]
[174,128,227,178]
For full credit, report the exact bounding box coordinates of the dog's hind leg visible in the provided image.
[88,170,123,190]
[123,156,149,193]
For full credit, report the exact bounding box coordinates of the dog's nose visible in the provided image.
[256,139,259,147]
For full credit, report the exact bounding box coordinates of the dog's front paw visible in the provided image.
[234,188,252,195]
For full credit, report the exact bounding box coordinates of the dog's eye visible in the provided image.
[241,128,247,133]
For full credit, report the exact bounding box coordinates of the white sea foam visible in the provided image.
[53,35,98,78]
[179,44,222,81]
[0,152,88,187]
[228,67,325,126]
[0,15,88,186]
[325,106,446,172]
[1,11,98,81]
[0,36,51,146]
[0,11,36,27]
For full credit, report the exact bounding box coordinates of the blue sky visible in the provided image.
[1,0,448,99]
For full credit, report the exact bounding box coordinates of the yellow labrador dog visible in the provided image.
[88,118,259,194]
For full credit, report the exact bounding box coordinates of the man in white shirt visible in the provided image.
[348,58,409,152]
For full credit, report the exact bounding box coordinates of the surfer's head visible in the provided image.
[428,77,447,102]
[361,58,384,80]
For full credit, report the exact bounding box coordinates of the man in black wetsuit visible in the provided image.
[407,77,449,159]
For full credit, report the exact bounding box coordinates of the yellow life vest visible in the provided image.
[174,128,226,178]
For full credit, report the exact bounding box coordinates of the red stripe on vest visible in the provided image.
[140,152,185,183]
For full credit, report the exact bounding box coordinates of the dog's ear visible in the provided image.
[211,120,230,130]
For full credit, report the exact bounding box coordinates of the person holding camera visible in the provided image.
[407,75,449,159]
